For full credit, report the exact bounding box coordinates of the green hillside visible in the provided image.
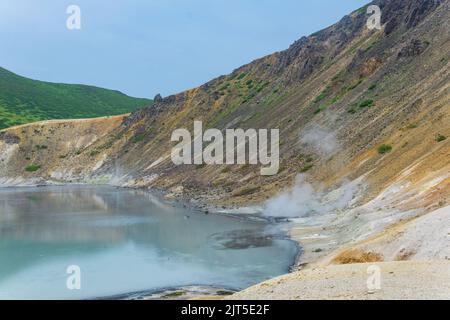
[0,67,152,129]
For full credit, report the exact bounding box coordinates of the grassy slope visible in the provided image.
[0,67,152,129]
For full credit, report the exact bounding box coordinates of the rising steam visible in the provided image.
[263,174,361,218]
[263,122,361,218]
[299,124,339,157]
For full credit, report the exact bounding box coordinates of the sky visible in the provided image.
[0,0,368,98]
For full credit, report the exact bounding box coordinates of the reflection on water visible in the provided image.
[0,186,297,299]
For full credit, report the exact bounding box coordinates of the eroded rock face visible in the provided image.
[379,0,444,35]
[266,0,443,82]
[0,132,20,144]
[153,94,163,103]
[398,39,430,58]
[405,0,444,28]
[271,11,366,82]
[359,58,384,77]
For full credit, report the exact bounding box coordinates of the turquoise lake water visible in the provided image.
[0,186,297,299]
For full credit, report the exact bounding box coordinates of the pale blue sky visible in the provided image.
[0,0,368,98]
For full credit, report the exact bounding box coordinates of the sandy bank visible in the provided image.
[229,202,450,300]
[229,261,450,300]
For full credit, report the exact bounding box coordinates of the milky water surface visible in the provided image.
[0,186,297,299]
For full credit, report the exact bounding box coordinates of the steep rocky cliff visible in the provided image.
[2,0,447,211]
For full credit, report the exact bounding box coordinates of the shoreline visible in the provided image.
[229,260,450,300]
[96,285,237,301]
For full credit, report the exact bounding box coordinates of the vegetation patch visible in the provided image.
[221,166,232,173]
[35,145,48,150]
[89,150,100,157]
[300,164,314,173]
[378,144,392,154]
[237,72,247,80]
[358,99,374,108]
[132,133,145,144]
[25,164,41,172]
[347,79,363,91]
[436,134,447,142]
[313,86,330,103]
[314,104,329,114]
[364,41,378,53]
[219,83,230,91]
[355,5,369,15]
